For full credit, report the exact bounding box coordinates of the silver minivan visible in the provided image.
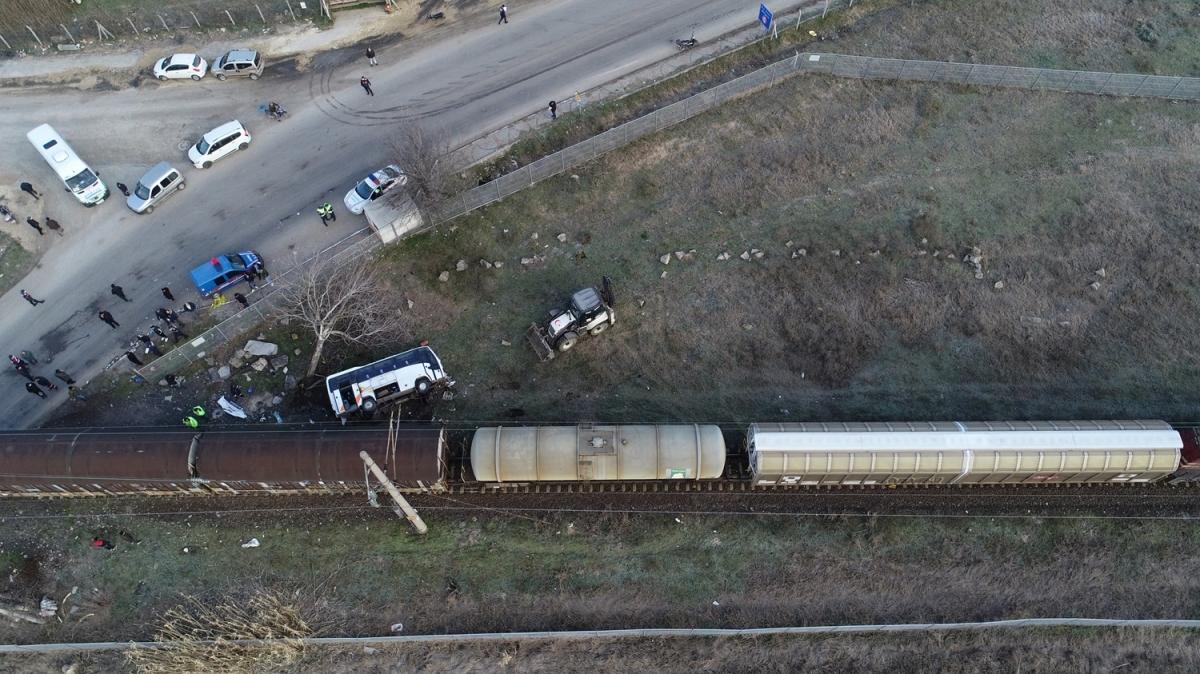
[126,162,185,214]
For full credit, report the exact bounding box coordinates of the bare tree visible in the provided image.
[275,256,404,377]
[390,123,453,213]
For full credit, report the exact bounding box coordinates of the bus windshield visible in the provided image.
[65,168,97,193]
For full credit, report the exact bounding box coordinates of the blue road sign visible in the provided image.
[759,3,773,30]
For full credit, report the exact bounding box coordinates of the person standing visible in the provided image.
[111,283,130,302]
[125,351,143,366]
[360,75,374,96]
[20,290,44,306]
[19,182,40,200]
[161,287,175,302]
[33,375,57,391]
[116,182,130,197]
[18,350,36,365]
[54,369,75,385]
[549,100,557,119]
[98,310,119,329]
[25,381,46,398]
[44,217,63,237]
[366,46,378,66]
[151,325,168,340]
[169,324,188,343]
[318,202,335,225]
[233,292,249,308]
[182,415,199,428]
[498,4,508,23]
[26,217,43,236]
[12,361,33,381]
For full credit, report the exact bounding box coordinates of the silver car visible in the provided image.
[126,162,185,214]
[211,49,264,81]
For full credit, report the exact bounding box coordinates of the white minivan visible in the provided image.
[187,120,252,169]
[25,124,108,206]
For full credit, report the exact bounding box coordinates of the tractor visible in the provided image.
[526,277,616,361]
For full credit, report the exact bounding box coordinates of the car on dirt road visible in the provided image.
[344,164,407,215]
[187,120,251,169]
[153,53,208,81]
[211,49,265,80]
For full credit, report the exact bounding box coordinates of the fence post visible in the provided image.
[895,59,907,81]
[1167,77,1184,99]
[0,33,9,49]
[1097,72,1115,95]
[59,23,75,42]
[822,0,830,18]
[25,25,43,48]
[125,17,138,34]
[285,0,298,21]
[963,64,975,85]
[527,165,534,187]
[1131,74,1150,97]
[494,179,502,205]
[1064,70,1080,92]
[190,11,201,28]
[1029,69,1043,90]
[256,3,267,23]
[157,14,169,31]
[226,10,237,26]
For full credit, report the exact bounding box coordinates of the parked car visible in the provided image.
[187,120,251,169]
[189,251,263,297]
[211,49,264,80]
[153,53,208,81]
[344,164,407,215]
[126,162,184,214]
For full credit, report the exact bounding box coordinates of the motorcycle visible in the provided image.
[673,32,698,50]
[265,102,288,122]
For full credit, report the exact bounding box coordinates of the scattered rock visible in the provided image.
[293,348,302,356]
[660,271,667,279]
[217,365,231,380]
[455,259,467,272]
[284,375,298,392]
[158,378,169,387]
[790,250,802,259]
[739,251,751,261]
[1095,267,1106,278]
[660,254,671,265]
[753,250,765,259]
[797,248,807,256]
[674,251,685,260]
[269,355,289,370]
[962,246,984,279]
[251,358,269,372]
[530,232,539,240]
[480,259,493,269]
[363,646,378,655]
[870,250,881,257]
[993,280,1005,290]
[831,249,841,257]
[243,340,279,357]
[750,248,761,255]
[742,324,754,331]
[494,261,504,268]
[271,395,284,407]
[717,252,730,261]
[556,233,567,242]
[1090,281,1102,290]
[784,240,794,248]
[438,271,450,282]
[500,339,511,346]
[229,355,245,369]
[571,174,580,181]
[407,299,415,309]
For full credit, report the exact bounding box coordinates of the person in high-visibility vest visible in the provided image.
[182,416,199,429]
[317,202,335,226]
[192,405,206,418]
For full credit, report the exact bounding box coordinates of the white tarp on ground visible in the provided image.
[217,396,247,419]
[364,190,425,244]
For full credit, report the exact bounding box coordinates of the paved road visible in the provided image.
[0,0,799,428]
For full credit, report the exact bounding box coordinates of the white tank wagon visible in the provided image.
[471,424,726,482]
[747,420,1182,486]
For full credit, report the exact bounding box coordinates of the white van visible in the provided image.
[25,124,108,206]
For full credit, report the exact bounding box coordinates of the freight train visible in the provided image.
[2,420,1199,497]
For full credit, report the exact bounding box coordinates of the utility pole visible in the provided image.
[360,451,428,534]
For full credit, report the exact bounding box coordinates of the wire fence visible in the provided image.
[0,0,322,53]
[138,45,1199,381]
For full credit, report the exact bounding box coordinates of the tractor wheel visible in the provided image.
[589,322,609,336]
[557,332,579,352]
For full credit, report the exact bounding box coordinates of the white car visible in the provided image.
[187,120,251,169]
[153,53,208,81]
[344,164,407,215]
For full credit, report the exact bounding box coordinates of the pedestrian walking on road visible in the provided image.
[366,46,378,66]
[54,369,75,385]
[360,75,374,96]
[19,182,40,200]
[161,286,175,302]
[26,217,43,236]
[33,375,57,391]
[98,310,119,329]
[110,283,130,302]
[11,359,32,381]
[44,217,63,236]
[25,381,46,398]
[155,307,169,322]
[20,290,44,306]
[125,351,143,366]
[167,308,182,325]
[318,202,335,226]
[9,354,27,369]
[234,292,249,308]
[19,350,37,365]
[549,100,557,119]
[170,324,188,342]
[499,4,508,23]
[116,182,130,197]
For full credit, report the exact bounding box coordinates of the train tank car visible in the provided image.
[470,424,726,482]
[747,420,1182,486]
[0,426,446,496]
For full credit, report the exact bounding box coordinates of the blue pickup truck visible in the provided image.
[189,251,263,297]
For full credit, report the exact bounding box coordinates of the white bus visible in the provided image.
[25,124,108,206]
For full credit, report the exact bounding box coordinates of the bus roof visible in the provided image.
[26,124,89,181]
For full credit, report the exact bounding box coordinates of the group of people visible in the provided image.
[96,285,195,368]
[5,182,65,238]
[10,352,83,400]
